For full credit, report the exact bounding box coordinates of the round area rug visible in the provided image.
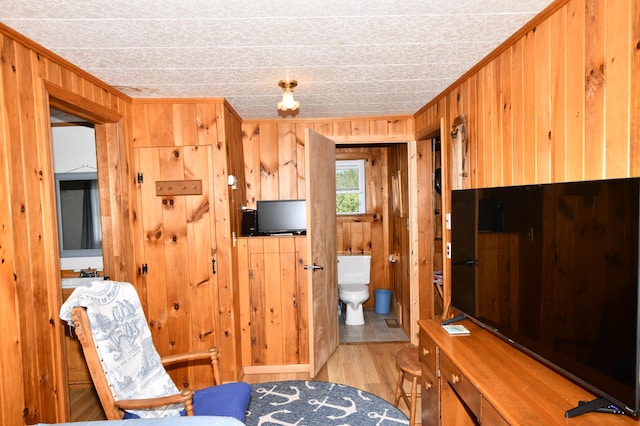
[245,380,409,425]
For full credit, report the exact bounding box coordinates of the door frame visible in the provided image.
[331,135,424,343]
[40,81,123,421]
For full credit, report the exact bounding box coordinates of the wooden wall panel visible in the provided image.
[278,122,300,199]
[632,0,640,177]
[500,48,514,186]
[522,29,538,184]
[564,0,586,181]
[535,18,552,183]
[549,7,567,182]
[584,0,606,180]
[413,0,638,318]
[0,24,132,425]
[236,236,308,368]
[604,0,632,177]
[259,123,280,199]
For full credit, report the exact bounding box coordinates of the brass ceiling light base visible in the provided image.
[278,79,297,90]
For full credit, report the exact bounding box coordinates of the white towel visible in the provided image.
[60,280,183,418]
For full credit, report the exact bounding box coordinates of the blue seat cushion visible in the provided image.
[124,382,251,423]
[192,382,251,421]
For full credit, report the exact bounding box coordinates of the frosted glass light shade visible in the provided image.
[278,89,299,111]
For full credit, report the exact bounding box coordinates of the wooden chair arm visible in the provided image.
[160,348,217,366]
[161,347,221,385]
[115,389,196,416]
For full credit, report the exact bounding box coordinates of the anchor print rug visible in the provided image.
[245,380,409,425]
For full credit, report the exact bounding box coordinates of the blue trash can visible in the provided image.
[374,289,392,315]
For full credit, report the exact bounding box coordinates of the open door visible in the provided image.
[304,129,338,377]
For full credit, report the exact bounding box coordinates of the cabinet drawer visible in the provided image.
[439,352,481,418]
[421,364,438,392]
[419,328,437,374]
[421,367,439,426]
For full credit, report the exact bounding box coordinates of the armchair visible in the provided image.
[60,280,250,422]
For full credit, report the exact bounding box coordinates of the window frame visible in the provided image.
[336,159,366,215]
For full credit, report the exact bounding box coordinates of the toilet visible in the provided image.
[337,254,372,326]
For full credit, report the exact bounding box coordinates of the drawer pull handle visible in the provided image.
[451,373,461,384]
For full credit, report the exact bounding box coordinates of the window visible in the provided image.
[336,160,366,214]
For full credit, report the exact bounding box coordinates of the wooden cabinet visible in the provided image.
[419,328,439,425]
[237,236,309,371]
[418,319,637,425]
[62,288,91,388]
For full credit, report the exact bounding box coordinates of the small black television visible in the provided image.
[256,199,306,235]
[450,177,640,419]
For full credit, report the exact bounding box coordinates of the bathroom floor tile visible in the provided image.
[339,309,410,344]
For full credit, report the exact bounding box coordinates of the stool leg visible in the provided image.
[409,375,418,426]
[394,370,404,407]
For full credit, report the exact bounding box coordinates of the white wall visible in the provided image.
[52,125,97,173]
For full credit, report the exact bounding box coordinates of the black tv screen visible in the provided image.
[256,199,306,235]
[450,177,640,417]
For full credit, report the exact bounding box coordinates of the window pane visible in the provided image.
[336,159,365,214]
[336,194,360,213]
[336,168,359,191]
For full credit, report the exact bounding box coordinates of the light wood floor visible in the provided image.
[70,342,420,423]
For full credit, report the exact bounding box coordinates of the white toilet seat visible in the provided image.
[339,284,369,296]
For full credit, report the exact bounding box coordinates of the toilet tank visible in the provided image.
[337,255,372,285]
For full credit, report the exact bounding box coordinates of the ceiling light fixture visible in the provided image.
[277,79,299,111]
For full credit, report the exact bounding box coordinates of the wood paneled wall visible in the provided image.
[241,119,413,203]
[241,118,414,310]
[414,0,640,316]
[0,23,132,425]
[387,145,411,328]
[129,99,246,382]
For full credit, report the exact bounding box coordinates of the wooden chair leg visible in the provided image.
[394,370,404,407]
[409,375,418,426]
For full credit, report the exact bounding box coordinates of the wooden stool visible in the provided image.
[394,346,421,426]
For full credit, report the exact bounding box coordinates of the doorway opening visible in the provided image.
[335,142,410,344]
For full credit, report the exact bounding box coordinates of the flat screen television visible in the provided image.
[449,177,640,419]
[256,199,306,235]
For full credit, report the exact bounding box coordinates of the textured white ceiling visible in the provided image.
[1,0,553,119]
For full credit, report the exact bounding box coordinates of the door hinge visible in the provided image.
[141,263,148,275]
[137,172,144,184]
[249,270,254,280]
